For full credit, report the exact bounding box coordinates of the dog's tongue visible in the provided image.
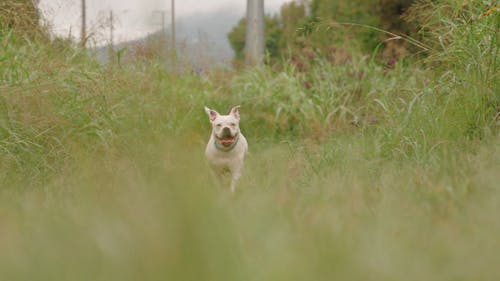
[220,138,235,146]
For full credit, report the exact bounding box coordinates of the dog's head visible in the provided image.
[205,105,241,147]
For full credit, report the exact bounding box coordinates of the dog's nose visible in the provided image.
[222,127,232,137]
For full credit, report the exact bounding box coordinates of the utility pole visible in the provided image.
[109,10,114,62]
[152,10,168,38]
[109,11,114,47]
[245,0,265,66]
[171,0,176,51]
[161,10,166,34]
[81,0,86,47]
[153,1,174,51]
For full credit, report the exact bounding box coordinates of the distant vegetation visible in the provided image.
[0,0,499,280]
[0,0,44,37]
[229,0,428,66]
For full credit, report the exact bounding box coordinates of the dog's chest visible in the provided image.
[206,148,240,168]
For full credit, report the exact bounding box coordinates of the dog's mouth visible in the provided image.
[216,134,238,147]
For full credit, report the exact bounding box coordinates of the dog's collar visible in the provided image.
[214,133,240,152]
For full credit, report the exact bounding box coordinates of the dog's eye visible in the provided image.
[216,124,222,127]
[230,123,236,127]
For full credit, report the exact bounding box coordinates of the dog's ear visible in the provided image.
[204,106,219,122]
[229,105,241,120]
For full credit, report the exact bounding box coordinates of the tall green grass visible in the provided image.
[0,0,499,280]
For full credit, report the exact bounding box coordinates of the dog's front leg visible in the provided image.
[229,165,243,193]
[229,175,238,193]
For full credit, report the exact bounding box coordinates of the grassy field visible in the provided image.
[0,1,499,280]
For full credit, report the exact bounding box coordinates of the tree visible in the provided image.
[378,0,417,60]
[228,0,419,66]
[228,16,282,66]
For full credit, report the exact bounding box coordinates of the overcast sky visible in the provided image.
[38,0,292,47]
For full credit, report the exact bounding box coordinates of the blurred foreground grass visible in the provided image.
[1,134,499,280]
[1,0,499,280]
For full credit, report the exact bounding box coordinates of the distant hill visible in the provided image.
[93,6,243,70]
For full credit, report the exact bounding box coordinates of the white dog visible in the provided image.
[204,105,248,192]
